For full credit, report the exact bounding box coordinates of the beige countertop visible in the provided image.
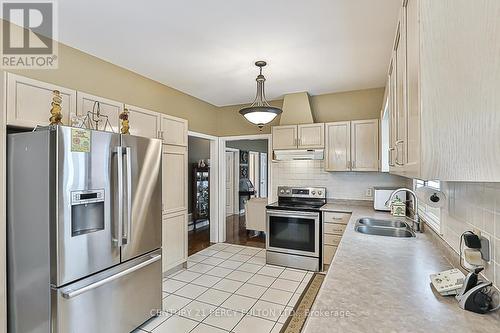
[303,204,500,333]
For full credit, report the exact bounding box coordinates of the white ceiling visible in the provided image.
[58,0,400,106]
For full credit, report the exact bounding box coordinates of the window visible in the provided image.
[414,179,441,233]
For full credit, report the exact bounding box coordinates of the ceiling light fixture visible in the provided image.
[239,61,282,129]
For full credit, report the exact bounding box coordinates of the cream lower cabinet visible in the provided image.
[272,123,324,150]
[162,143,188,273]
[162,211,188,272]
[161,115,188,146]
[325,119,378,172]
[322,212,350,271]
[76,92,121,133]
[6,73,76,128]
[125,104,161,139]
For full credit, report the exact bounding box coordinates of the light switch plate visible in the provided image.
[366,188,373,198]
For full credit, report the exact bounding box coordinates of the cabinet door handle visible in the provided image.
[395,140,405,166]
[388,147,395,166]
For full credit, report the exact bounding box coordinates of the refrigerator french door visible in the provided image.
[7,126,162,333]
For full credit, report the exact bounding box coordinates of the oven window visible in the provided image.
[269,215,315,252]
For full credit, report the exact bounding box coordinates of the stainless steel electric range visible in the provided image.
[266,186,326,271]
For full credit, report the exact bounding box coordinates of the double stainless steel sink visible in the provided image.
[355,217,415,238]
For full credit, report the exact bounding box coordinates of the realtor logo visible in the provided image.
[1,0,58,68]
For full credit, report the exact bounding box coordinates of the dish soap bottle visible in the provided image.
[391,196,406,217]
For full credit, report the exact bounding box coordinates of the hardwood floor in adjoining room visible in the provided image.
[188,225,213,256]
[225,214,265,249]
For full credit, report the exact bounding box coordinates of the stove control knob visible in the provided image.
[280,189,285,194]
[318,190,322,195]
[311,190,316,195]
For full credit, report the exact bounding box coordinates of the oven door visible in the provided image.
[266,210,320,257]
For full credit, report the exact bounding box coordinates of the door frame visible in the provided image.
[188,131,219,243]
[217,134,272,243]
[225,148,240,217]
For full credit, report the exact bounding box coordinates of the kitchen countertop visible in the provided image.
[303,203,500,333]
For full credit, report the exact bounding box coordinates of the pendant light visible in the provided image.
[239,61,282,129]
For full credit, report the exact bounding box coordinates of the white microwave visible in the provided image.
[373,187,406,211]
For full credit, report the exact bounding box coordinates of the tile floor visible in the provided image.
[137,243,313,333]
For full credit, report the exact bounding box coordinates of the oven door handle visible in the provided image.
[267,210,319,218]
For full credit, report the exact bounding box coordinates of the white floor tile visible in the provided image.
[295,281,309,294]
[236,262,263,274]
[171,270,202,283]
[247,274,276,288]
[178,300,217,321]
[197,289,232,306]
[220,246,243,254]
[235,283,267,299]
[255,250,266,258]
[191,274,222,288]
[188,263,216,274]
[162,294,192,314]
[152,314,198,333]
[212,278,244,293]
[209,243,231,251]
[221,294,257,313]
[249,300,285,321]
[174,284,208,299]
[287,293,301,307]
[238,248,261,256]
[247,256,266,265]
[139,312,171,331]
[260,288,293,306]
[198,248,220,257]
[229,254,253,262]
[166,269,183,278]
[190,323,229,333]
[279,269,307,282]
[217,259,243,270]
[278,306,293,323]
[186,261,198,268]
[270,278,300,293]
[163,279,187,293]
[257,265,284,278]
[270,322,283,333]
[225,270,253,282]
[212,251,233,259]
[202,308,244,331]
[188,254,210,263]
[206,266,233,278]
[233,315,275,333]
[203,257,226,266]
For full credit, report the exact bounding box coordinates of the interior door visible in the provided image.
[248,151,260,197]
[57,127,121,286]
[260,152,268,198]
[225,151,235,216]
[120,134,162,261]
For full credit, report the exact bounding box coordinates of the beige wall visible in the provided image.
[1,32,218,135]
[216,88,385,136]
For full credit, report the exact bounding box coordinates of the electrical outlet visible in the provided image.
[366,188,373,198]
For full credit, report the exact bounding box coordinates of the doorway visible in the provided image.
[187,132,218,255]
[221,136,271,248]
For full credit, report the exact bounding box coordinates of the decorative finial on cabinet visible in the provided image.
[49,90,63,125]
[119,108,130,134]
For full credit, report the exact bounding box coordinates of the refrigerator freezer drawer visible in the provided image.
[53,251,162,333]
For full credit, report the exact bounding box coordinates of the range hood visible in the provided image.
[274,149,324,161]
[274,92,324,161]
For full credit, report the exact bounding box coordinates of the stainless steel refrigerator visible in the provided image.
[7,126,162,333]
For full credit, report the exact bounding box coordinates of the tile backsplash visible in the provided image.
[441,182,500,289]
[271,160,408,201]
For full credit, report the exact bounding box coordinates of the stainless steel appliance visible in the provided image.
[266,186,326,271]
[7,126,162,333]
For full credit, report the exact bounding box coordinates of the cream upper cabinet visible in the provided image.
[125,104,161,139]
[325,122,351,171]
[298,123,324,149]
[385,0,500,181]
[162,145,188,215]
[351,119,379,171]
[6,73,76,128]
[76,92,121,133]
[272,125,297,150]
[161,115,188,146]
[162,211,187,272]
[325,120,378,172]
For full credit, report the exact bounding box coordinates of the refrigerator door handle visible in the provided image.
[60,254,161,299]
[114,147,124,248]
[123,146,133,245]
